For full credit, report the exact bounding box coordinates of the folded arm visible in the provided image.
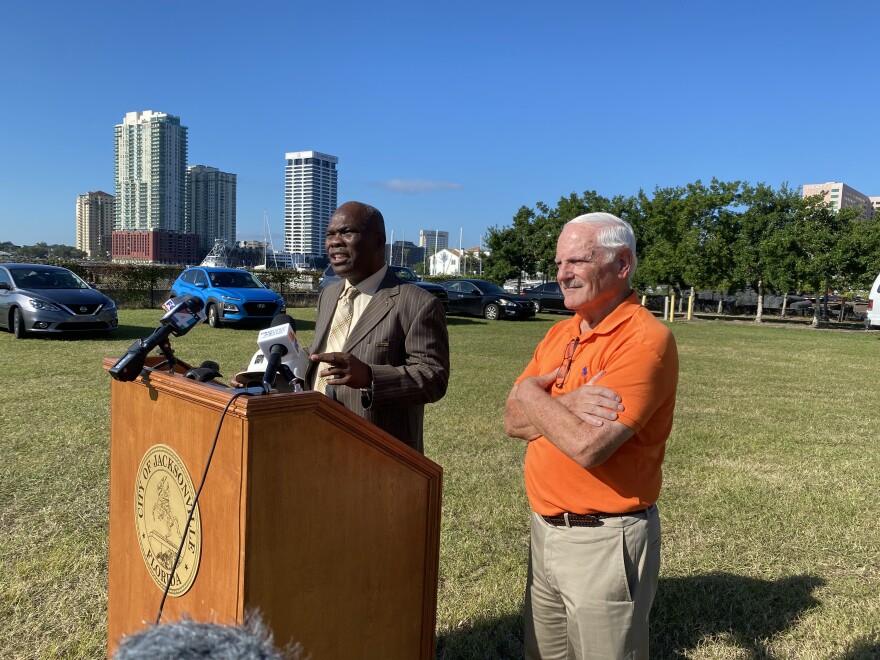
[505,371,634,469]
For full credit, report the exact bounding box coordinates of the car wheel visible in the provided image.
[532,300,542,314]
[484,303,500,320]
[207,304,222,328]
[12,308,27,339]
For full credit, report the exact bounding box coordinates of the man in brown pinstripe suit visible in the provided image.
[306,201,450,453]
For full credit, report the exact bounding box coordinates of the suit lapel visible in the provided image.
[344,270,400,352]
[306,281,344,384]
[313,280,344,348]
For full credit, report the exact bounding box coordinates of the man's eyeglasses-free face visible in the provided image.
[555,337,579,389]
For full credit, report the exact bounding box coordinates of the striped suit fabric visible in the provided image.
[306,268,450,452]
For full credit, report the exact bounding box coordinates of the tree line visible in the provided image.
[483,179,880,323]
[0,241,86,260]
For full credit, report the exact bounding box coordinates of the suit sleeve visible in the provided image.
[367,293,450,407]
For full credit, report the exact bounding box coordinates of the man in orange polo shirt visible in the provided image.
[505,212,678,659]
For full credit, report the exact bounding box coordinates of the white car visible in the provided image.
[867,272,880,329]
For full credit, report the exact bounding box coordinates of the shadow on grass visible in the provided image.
[14,328,139,341]
[445,317,490,326]
[288,317,315,333]
[111,324,162,340]
[436,613,523,659]
[444,316,554,326]
[651,571,825,659]
[434,572,825,659]
[839,637,880,659]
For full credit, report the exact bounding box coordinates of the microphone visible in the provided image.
[255,314,307,393]
[109,296,206,382]
[184,360,223,383]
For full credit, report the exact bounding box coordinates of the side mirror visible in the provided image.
[0,282,9,291]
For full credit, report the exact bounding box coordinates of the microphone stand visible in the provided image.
[153,337,194,375]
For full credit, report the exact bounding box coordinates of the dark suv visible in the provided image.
[319,265,448,311]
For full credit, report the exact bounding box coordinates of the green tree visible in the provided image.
[837,215,880,289]
[636,179,742,302]
[783,195,856,326]
[48,244,86,260]
[19,242,50,259]
[484,206,538,286]
[830,211,880,319]
[731,183,799,321]
[538,190,626,279]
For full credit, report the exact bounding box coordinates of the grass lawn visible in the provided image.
[0,309,878,658]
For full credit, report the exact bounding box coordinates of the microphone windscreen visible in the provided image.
[184,367,222,382]
[186,296,205,313]
[199,360,221,374]
[270,313,296,331]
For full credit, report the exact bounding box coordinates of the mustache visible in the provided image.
[560,278,585,289]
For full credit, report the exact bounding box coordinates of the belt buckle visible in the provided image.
[563,512,571,528]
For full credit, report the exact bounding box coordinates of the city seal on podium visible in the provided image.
[134,444,202,597]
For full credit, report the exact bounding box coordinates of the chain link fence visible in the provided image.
[54,261,319,310]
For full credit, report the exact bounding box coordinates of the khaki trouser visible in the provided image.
[524,505,661,660]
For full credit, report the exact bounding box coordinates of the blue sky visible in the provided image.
[2,1,879,251]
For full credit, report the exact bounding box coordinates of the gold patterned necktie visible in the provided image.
[315,286,361,394]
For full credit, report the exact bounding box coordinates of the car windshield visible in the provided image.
[10,268,88,290]
[209,271,264,289]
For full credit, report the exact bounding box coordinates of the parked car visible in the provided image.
[503,278,543,294]
[318,265,449,311]
[0,263,118,338]
[520,281,573,314]
[440,278,535,320]
[169,266,286,328]
[867,272,880,328]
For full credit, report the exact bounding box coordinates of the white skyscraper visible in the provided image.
[284,150,338,258]
[186,165,237,256]
[115,110,188,232]
[75,191,115,259]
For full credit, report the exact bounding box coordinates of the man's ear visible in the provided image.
[616,249,633,280]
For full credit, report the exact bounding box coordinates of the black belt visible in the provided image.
[541,507,650,527]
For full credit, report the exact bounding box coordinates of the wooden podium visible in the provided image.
[104,358,442,659]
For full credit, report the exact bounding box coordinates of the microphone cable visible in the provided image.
[154,388,254,624]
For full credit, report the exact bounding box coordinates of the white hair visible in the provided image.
[564,212,638,279]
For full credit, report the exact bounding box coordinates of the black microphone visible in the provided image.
[109,296,205,382]
[184,360,223,382]
[258,314,297,393]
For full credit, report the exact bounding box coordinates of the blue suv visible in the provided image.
[170,267,285,328]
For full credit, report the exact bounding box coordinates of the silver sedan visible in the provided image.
[0,263,118,338]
